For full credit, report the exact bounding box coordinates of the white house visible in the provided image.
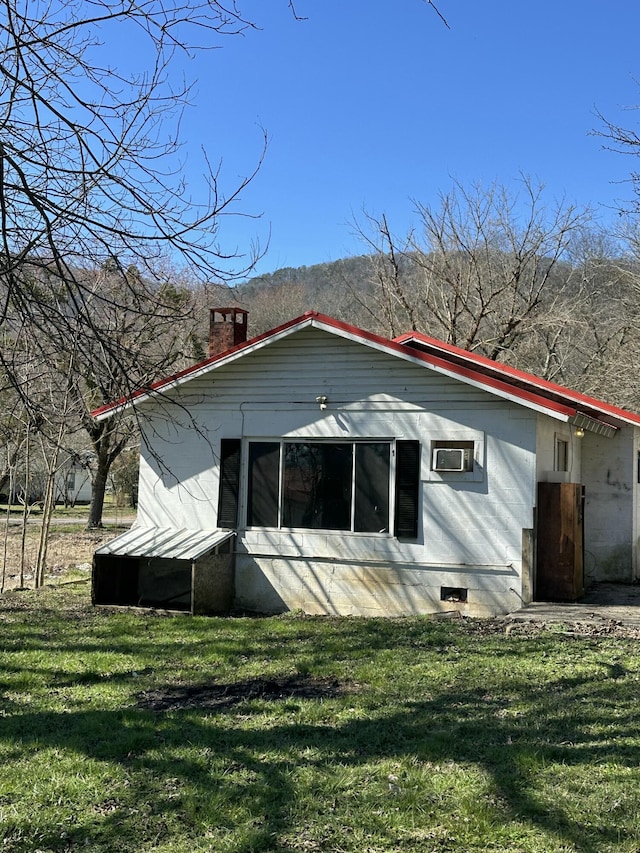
[2,453,93,506]
[92,309,640,617]
[57,455,94,505]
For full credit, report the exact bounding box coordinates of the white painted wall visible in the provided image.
[581,426,639,583]
[62,466,93,504]
[133,327,544,617]
[535,417,582,484]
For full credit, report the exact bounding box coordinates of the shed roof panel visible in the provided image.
[95,527,235,560]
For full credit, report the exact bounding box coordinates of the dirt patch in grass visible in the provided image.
[504,617,640,639]
[0,527,127,591]
[138,674,360,711]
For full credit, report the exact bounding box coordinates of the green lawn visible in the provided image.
[1,582,639,852]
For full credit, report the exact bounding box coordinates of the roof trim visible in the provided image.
[92,311,640,429]
[92,313,319,420]
[395,330,640,429]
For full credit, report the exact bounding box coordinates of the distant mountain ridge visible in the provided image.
[241,254,376,301]
[238,254,383,336]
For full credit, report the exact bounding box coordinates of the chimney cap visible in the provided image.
[210,307,248,320]
[208,307,249,358]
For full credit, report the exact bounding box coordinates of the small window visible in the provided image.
[431,440,474,473]
[555,438,569,472]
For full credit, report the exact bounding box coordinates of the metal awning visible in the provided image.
[95,527,235,561]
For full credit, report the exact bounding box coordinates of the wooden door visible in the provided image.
[536,482,585,601]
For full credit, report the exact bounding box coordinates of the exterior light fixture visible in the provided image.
[575,427,585,438]
[316,395,328,410]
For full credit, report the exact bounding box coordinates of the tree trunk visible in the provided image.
[87,463,108,529]
[1,505,9,594]
[19,426,31,589]
[86,418,131,529]
[1,466,15,594]
[35,469,56,587]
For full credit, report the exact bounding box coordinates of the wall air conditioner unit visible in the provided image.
[432,447,473,472]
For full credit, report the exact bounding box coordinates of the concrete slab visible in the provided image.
[509,583,640,631]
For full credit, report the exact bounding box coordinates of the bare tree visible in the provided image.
[243,281,310,335]
[354,179,593,356]
[595,104,640,215]
[0,0,273,533]
[0,0,447,541]
[0,0,269,294]
[349,213,419,338]
[0,263,206,528]
[0,387,28,591]
[350,178,640,398]
[71,269,205,528]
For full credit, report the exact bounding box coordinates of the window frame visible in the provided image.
[554,435,569,473]
[425,432,485,483]
[244,438,399,535]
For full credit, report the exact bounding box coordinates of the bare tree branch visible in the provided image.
[425,0,449,29]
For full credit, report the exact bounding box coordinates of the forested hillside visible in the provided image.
[239,181,640,413]
[238,255,376,331]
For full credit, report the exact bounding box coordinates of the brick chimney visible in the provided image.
[208,307,249,357]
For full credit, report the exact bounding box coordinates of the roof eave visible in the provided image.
[396,333,640,430]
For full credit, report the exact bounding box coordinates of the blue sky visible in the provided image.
[163,1,640,277]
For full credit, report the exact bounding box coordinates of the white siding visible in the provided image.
[160,327,504,408]
[136,326,540,617]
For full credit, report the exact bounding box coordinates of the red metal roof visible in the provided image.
[394,329,640,428]
[92,311,640,429]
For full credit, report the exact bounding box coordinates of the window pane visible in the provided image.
[247,442,280,527]
[555,439,568,472]
[283,442,352,530]
[354,443,390,532]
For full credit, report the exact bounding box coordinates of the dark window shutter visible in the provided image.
[218,439,242,528]
[394,440,420,539]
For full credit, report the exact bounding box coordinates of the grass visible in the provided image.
[1,581,640,852]
[0,496,134,519]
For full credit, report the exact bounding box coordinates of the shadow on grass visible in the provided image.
[0,593,636,850]
[1,666,638,852]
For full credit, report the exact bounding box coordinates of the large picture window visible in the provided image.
[247,440,394,533]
